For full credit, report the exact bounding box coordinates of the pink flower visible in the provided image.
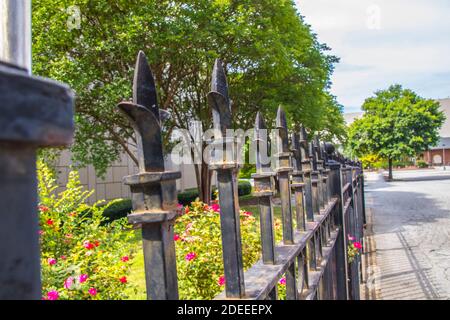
[353,242,363,250]
[64,276,74,289]
[279,278,286,286]
[174,234,181,241]
[46,219,54,226]
[177,203,183,208]
[243,211,252,217]
[83,240,95,250]
[38,230,44,236]
[210,204,220,213]
[47,258,56,266]
[79,274,88,283]
[121,256,129,262]
[60,255,66,260]
[218,275,225,286]
[119,276,127,284]
[88,288,97,296]
[185,252,197,262]
[39,205,49,213]
[65,234,73,239]
[47,290,59,300]
[347,234,355,241]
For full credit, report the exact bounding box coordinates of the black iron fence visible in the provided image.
[119,52,366,300]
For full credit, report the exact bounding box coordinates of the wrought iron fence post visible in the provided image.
[252,113,276,265]
[0,1,74,299]
[325,144,349,300]
[208,59,245,298]
[291,131,306,231]
[118,51,180,300]
[274,107,297,300]
[300,127,314,223]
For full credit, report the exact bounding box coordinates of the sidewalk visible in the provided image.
[361,170,450,300]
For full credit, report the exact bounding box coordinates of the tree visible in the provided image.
[33,0,343,202]
[348,84,445,180]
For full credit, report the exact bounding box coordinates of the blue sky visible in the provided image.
[296,0,450,113]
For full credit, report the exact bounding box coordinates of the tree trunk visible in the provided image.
[193,162,212,204]
[388,158,393,181]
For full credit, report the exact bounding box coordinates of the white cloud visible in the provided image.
[295,0,450,111]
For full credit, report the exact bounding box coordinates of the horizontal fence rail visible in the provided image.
[118,52,366,300]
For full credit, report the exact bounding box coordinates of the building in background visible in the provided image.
[422,98,450,166]
[343,98,450,167]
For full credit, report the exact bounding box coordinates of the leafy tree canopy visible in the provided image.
[33,0,343,177]
[348,84,445,176]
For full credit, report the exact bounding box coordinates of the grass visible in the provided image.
[126,202,284,300]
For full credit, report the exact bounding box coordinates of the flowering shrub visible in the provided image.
[347,234,362,264]
[38,162,136,300]
[174,199,262,299]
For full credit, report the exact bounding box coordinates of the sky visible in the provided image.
[295,0,450,113]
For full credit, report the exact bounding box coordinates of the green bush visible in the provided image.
[177,181,252,206]
[38,162,135,300]
[417,160,428,168]
[175,199,263,299]
[178,188,202,206]
[237,180,252,196]
[102,199,132,222]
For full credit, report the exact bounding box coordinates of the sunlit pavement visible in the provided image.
[364,169,450,300]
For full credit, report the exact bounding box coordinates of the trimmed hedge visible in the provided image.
[102,199,132,222]
[103,181,253,221]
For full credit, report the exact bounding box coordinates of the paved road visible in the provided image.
[365,169,450,300]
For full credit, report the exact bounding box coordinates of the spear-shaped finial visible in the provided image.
[118,51,164,172]
[208,59,231,135]
[255,112,271,172]
[276,107,289,154]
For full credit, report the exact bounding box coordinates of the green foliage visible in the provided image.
[237,180,252,196]
[348,84,445,163]
[174,199,261,299]
[177,181,251,206]
[32,0,343,177]
[360,154,383,170]
[38,162,136,300]
[102,199,132,223]
[417,160,428,168]
[177,189,204,206]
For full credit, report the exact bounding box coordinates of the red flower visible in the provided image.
[243,211,252,217]
[210,204,220,213]
[353,242,362,250]
[68,212,77,217]
[83,240,95,250]
[174,234,181,241]
[46,219,54,226]
[121,256,129,262]
[47,258,57,266]
[184,206,190,214]
[94,240,100,247]
[39,205,49,213]
[119,276,127,284]
[218,275,225,286]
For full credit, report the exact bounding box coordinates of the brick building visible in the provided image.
[422,98,450,166]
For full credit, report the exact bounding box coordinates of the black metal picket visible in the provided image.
[118,53,366,300]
